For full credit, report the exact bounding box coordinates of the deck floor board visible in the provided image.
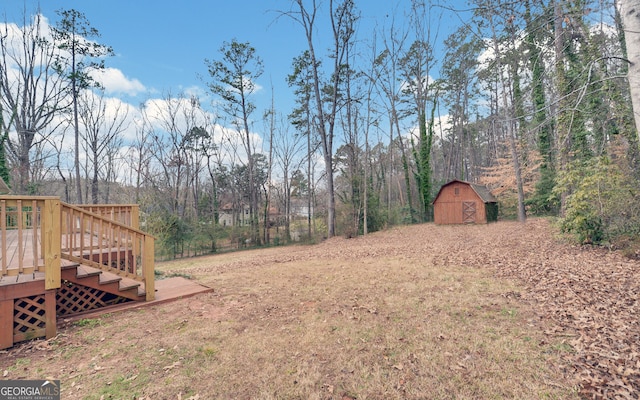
[1,229,40,270]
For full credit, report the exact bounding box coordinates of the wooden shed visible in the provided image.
[433,179,498,224]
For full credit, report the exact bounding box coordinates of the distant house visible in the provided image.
[290,198,313,219]
[433,179,498,224]
[218,202,251,227]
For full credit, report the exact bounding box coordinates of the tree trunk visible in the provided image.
[620,0,640,136]
[307,121,312,239]
[554,0,571,215]
[393,110,414,222]
[289,0,354,238]
[488,9,526,222]
[71,31,83,204]
[91,148,99,204]
[265,92,275,245]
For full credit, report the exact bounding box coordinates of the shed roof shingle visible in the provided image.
[433,179,497,203]
[469,183,498,203]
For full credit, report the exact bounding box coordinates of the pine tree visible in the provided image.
[53,9,113,203]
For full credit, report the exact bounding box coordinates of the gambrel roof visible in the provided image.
[468,182,497,203]
[433,179,497,203]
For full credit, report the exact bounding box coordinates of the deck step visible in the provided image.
[99,275,122,285]
[76,270,101,279]
[61,262,81,270]
[60,262,145,302]
[119,281,141,292]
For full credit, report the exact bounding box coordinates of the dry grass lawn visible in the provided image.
[1,220,586,399]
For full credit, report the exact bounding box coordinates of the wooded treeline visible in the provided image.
[1,0,639,257]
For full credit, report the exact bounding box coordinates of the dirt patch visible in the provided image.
[1,219,636,398]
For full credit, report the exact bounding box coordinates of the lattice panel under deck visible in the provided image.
[14,295,46,335]
[56,280,130,316]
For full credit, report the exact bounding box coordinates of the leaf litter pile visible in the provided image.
[1,218,638,399]
[483,220,640,399]
[448,219,640,399]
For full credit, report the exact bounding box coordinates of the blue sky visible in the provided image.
[2,1,463,115]
[4,1,305,108]
[1,0,469,183]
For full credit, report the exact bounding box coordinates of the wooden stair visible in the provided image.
[57,262,145,317]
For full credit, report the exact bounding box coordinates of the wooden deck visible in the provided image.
[1,197,159,349]
[1,222,208,313]
[0,270,44,287]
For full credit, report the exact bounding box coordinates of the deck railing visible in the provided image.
[75,204,140,230]
[60,203,154,300]
[0,196,154,301]
[0,197,59,279]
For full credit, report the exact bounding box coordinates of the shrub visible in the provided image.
[555,157,639,244]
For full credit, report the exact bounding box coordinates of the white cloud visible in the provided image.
[406,113,452,145]
[2,16,144,98]
[182,85,207,99]
[91,67,146,97]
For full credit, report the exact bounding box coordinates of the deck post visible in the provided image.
[1,199,6,276]
[44,289,57,339]
[143,236,155,301]
[0,299,13,349]
[131,205,141,257]
[131,205,140,230]
[43,198,62,290]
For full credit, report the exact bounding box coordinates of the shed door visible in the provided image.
[462,201,476,223]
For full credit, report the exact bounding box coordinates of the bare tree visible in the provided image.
[287,50,319,239]
[182,120,211,222]
[282,0,358,237]
[263,87,276,244]
[46,131,70,201]
[125,107,154,204]
[361,37,383,234]
[273,113,304,241]
[485,4,526,222]
[147,93,205,218]
[27,136,57,194]
[440,25,483,181]
[78,90,129,204]
[192,117,223,225]
[370,17,412,221]
[0,11,69,193]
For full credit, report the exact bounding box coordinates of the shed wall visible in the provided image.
[433,182,488,224]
